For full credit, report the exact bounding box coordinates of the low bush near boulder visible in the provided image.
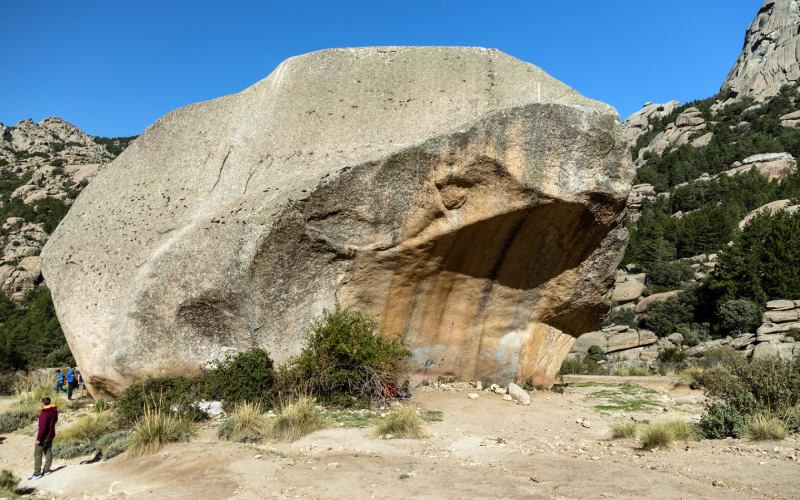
[116,377,206,424]
[281,309,410,405]
[203,349,275,411]
[96,430,131,459]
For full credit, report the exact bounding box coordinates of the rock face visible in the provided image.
[42,47,633,396]
[621,100,680,146]
[721,0,800,102]
[0,118,131,300]
[636,107,708,160]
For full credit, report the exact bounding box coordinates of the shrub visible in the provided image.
[217,402,270,443]
[717,299,761,336]
[116,377,206,424]
[558,355,606,375]
[640,295,695,337]
[283,309,410,405]
[202,349,275,410]
[0,469,19,492]
[586,345,606,363]
[52,440,95,459]
[127,407,194,457]
[96,430,131,459]
[657,347,687,364]
[56,411,117,444]
[786,328,800,342]
[269,396,324,442]
[376,405,425,439]
[698,355,800,438]
[93,399,109,413]
[647,261,694,288]
[0,408,37,433]
[701,403,747,439]
[746,414,788,440]
[610,421,638,439]
[604,308,637,328]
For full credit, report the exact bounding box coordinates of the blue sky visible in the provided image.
[1,1,761,137]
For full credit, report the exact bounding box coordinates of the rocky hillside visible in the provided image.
[0,118,133,300]
[0,117,134,372]
[569,0,800,372]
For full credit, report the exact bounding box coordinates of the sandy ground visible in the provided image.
[1,378,799,499]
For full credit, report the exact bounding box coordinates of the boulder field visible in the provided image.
[41,47,634,396]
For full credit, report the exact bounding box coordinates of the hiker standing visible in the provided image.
[54,369,64,394]
[29,397,57,480]
[66,366,78,400]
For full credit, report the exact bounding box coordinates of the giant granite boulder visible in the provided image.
[42,47,633,396]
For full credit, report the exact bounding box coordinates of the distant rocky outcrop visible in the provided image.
[621,100,679,146]
[0,118,133,300]
[635,107,711,160]
[738,199,800,229]
[42,47,634,396]
[721,0,800,103]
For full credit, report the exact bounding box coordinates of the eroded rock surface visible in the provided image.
[42,47,633,396]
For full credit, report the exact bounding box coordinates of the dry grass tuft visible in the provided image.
[610,421,638,439]
[217,402,271,443]
[127,407,194,457]
[640,419,699,449]
[376,405,425,439]
[56,411,117,444]
[269,396,324,442]
[746,415,788,441]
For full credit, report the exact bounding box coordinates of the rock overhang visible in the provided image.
[41,46,634,396]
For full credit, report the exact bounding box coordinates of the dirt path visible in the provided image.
[2,380,798,499]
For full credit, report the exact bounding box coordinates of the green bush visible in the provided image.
[586,345,606,362]
[657,347,687,364]
[559,355,606,375]
[701,402,746,439]
[0,408,37,433]
[604,308,637,328]
[698,356,800,438]
[282,309,410,405]
[96,430,131,459]
[640,294,695,337]
[202,349,275,411]
[52,440,95,459]
[717,299,761,336]
[116,377,206,424]
[647,261,694,288]
[0,469,19,493]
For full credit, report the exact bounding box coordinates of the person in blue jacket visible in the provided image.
[66,366,79,400]
[54,369,65,394]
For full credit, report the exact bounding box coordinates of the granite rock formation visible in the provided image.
[42,47,634,396]
[721,0,800,102]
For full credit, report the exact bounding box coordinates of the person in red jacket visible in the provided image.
[29,397,58,480]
